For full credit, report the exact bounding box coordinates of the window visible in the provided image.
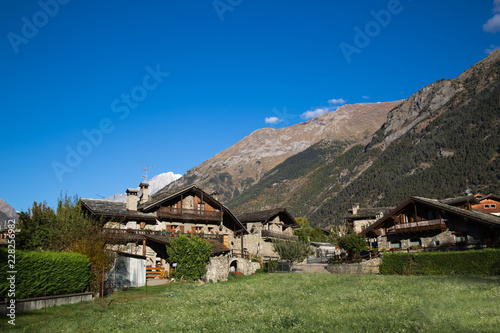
[194,226,203,234]
[491,204,496,209]
[208,227,214,234]
[456,234,467,244]
[485,204,490,208]
[410,238,421,247]
[198,203,205,211]
[390,241,401,249]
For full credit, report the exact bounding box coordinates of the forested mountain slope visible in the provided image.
[227,50,500,226]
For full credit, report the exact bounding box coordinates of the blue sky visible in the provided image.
[1,0,499,212]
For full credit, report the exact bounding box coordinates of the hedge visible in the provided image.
[0,248,90,299]
[379,249,500,276]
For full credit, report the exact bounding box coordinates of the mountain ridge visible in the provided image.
[227,50,500,225]
[161,101,401,201]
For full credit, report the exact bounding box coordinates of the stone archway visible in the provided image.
[229,260,238,272]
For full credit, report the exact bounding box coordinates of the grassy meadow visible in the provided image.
[6,273,500,332]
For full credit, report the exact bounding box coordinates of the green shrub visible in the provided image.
[266,260,279,272]
[380,249,500,276]
[0,248,90,299]
[166,235,212,281]
[271,238,309,264]
[337,233,368,256]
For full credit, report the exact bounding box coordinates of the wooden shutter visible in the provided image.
[179,225,185,233]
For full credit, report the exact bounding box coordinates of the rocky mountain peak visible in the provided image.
[162,101,401,202]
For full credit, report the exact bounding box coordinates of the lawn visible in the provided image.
[6,273,500,332]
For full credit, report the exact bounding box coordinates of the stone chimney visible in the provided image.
[139,182,150,204]
[211,191,219,202]
[352,203,360,215]
[126,188,138,211]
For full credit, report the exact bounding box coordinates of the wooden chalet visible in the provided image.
[472,194,500,216]
[362,196,500,251]
[81,184,248,268]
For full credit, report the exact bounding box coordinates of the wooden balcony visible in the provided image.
[389,219,447,234]
[103,228,224,243]
[156,207,222,221]
[261,230,299,241]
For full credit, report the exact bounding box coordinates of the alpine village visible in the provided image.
[2,50,500,330]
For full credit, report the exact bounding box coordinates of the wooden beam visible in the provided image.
[241,233,244,258]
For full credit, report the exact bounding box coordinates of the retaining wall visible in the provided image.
[1,292,94,314]
[326,257,382,274]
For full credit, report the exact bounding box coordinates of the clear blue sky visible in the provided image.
[1,0,499,212]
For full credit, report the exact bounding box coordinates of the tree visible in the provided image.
[337,233,369,257]
[309,227,327,243]
[293,217,327,243]
[166,235,212,281]
[271,238,309,266]
[294,228,309,243]
[17,194,112,293]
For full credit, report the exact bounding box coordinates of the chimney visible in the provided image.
[139,182,150,204]
[211,191,219,202]
[126,188,138,211]
[352,203,360,215]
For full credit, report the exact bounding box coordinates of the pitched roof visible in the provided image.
[345,207,394,220]
[413,197,500,227]
[439,195,479,206]
[362,196,500,236]
[476,194,500,202]
[140,184,204,211]
[80,198,156,220]
[81,185,249,234]
[238,208,299,228]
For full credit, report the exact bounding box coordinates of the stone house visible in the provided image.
[237,208,300,260]
[344,203,394,234]
[361,196,500,251]
[81,184,249,276]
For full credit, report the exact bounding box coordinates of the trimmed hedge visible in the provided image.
[0,248,90,299]
[379,249,500,276]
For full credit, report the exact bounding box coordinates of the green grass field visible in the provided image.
[7,273,500,332]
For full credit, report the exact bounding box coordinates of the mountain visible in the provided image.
[105,171,182,202]
[0,198,18,230]
[160,101,401,201]
[227,50,500,226]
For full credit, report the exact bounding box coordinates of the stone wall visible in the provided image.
[326,257,381,274]
[377,230,471,250]
[203,255,230,282]
[203,256,260,282]
[229,258,260,275]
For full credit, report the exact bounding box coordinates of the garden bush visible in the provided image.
[166,235,212,281]
[379,249,500,276]
[0,248,90,299]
